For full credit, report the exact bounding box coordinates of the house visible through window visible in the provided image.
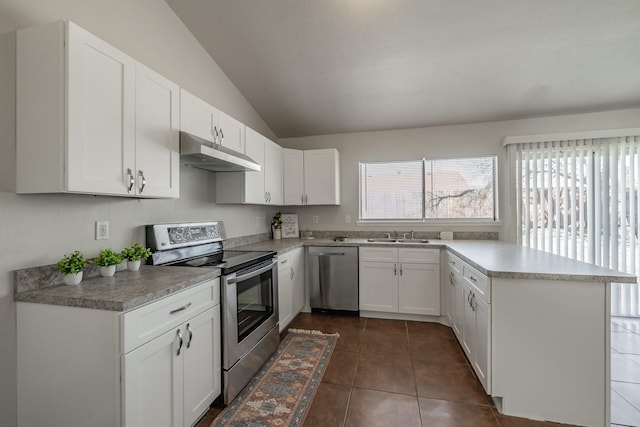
[359,156,498,221]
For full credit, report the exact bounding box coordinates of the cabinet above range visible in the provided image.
[17,21,180,198]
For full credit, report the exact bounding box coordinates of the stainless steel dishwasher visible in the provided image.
[308,246,359,313]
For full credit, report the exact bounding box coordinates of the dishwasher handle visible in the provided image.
[314,252,347,256]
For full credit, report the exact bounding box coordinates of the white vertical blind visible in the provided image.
[513,133,640,317]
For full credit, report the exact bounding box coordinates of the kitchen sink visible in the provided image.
[366,238,430,244]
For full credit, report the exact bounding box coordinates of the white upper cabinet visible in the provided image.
[283,148,340,205]
[179,89,245,155]
[134,63,180,198]
[17,21,179,198]
[216,127,283,205]
[283,149,304,205]
[264,139,284,205]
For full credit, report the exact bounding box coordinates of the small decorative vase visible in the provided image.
[273,229,282,240]
[127,259,141,271]
[99,265,116,277]
[63,271,83,286]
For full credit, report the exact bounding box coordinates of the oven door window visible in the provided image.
[235,269,274,342]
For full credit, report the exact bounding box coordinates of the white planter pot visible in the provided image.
[127,259,141,271]
[99,265,116,277]
[273,229,282,240]
[63,271,83,285]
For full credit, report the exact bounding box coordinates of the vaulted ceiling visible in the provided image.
[166,0,640,138]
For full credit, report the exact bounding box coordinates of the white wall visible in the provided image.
[279,108,640,241]
[0,1,278,425]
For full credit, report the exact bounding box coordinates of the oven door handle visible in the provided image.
[226,259,277,284]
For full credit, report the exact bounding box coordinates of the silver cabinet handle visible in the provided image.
[400,264,403,276]
[219,128,224,144]
[290,267,294,280]
[280,258,288,264]
[469,275,477,282]
[138,170,146,193]
[301,194,304,204]
[176,329,183,356]
[169,302,192,315]
[186,323,193,349]
[213,126,219,144]
[394,263,397,275]
[470,293,476,311]
[127,168,135,193]
[449,271,454,285]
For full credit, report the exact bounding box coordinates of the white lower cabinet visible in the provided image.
[123,305,220,427]
[278,247,305,331]
[17,279,221,427]
[444,250,491,393]
[359,247,440,315]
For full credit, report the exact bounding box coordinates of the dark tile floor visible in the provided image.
[196,313,580,427]
[611,317,640,427]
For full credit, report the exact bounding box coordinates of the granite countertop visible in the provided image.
[235,238,636,284]
[14,265,220,312]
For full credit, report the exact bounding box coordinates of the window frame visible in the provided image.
[358,155,500,224]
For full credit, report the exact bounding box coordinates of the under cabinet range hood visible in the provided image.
[179,131,261,172]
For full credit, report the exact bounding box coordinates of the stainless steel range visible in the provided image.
[146,221,279,404]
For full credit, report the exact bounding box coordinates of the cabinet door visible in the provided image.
[67,22,136,195]
[452,272,464,340]
[265,139,283,205]
[183,307,221,427]
[461,285,475,360]
[135,63,180,198]
[283,149,304,205]
[244,127,266,204]
[359,262,397,312]
[123,327,183,427]
[218,111,245,154]
[179,89,215,143]
[303,149,340,205]
[474,296,491,393]
[278,254,293,331]
[290,248,305,316]
[398,262,440,316]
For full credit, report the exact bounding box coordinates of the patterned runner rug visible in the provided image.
[211,329,338,427]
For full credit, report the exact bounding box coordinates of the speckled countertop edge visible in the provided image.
[235,238,636,283]
[14,266,221,312]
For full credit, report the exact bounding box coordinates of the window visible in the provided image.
[359,156,498,221]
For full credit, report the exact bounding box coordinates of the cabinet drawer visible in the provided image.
[122,278,219,353]
[359,247,396,262]
[445,252,462,274]
[278,253,291,279]
[462,264,490,302]
[399,248,439,264]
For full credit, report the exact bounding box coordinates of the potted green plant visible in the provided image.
[94,248,122,277]
[272,212,282,240]
[120,243,152,271]
[57,250,89,285]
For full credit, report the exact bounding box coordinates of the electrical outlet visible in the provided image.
[345,215,351,223]
[95,221,109,240]
[255,216,261,226]
[312,216,319,224]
